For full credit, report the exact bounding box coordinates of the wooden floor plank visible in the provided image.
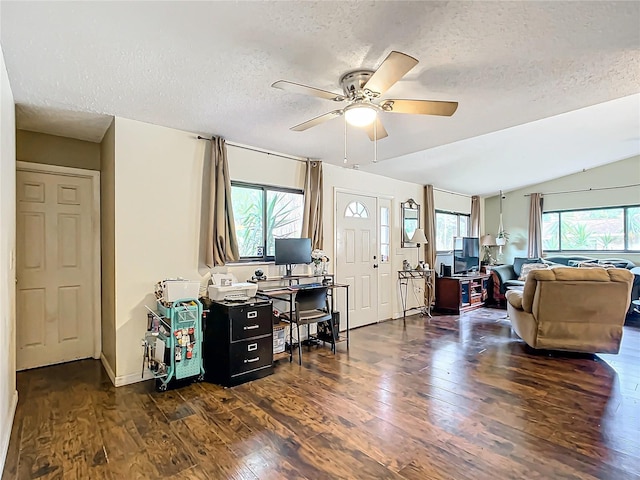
[4,308,640,479]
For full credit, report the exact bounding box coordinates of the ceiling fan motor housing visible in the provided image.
[340,70,376,99]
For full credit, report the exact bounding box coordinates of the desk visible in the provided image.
[256,280,350,362]
[398,269,434,325]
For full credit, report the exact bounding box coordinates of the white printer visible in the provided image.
[208,273,258,301]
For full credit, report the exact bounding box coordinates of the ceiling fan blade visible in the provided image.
[363,51,419,97]
[290,110,343,131]
[381,99,458,116]
[272,80,345,102]
[364,118,389,141]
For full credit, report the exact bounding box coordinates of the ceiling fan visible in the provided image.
[272,51,458,141]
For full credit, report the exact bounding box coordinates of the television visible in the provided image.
[274,238,312,277]
[453,237,480,275]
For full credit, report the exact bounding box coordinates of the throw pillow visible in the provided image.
[518,262,549,281]
[578,261,614,269]
[513,257,543,277]
[598,260,628,269]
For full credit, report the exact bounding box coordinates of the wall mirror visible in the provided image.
[401,199,420,247]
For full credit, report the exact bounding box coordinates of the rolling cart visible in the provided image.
[143,298,205,391]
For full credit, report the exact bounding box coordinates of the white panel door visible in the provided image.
[336,192,378,329]
[16,170,94,370]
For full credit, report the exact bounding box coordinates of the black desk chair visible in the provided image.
[281,286,335,365]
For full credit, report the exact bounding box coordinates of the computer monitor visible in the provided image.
[274,238,312,277]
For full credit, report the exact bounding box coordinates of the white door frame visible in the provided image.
[333,187,394,325]
[16,161,102,360]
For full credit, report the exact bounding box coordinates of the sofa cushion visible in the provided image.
[505,289,523,309]
[504,279,525,289]
[513,257,543,277]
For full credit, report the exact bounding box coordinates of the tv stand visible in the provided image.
[284,264,293,277]
[435,273,489,314]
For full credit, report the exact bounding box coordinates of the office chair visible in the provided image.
[282,286,335,365]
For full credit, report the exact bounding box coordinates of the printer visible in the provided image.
[208,273,258,301]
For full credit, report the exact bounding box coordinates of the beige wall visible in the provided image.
[108,116,466,383]
[16,129,101,170]
[484,155,640,264]
[0,46,17,473]
[112,118,207,383]
[100,120,116,378]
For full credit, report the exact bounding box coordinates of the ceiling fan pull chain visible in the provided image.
[374,120,378,163]
[343,115,348,164]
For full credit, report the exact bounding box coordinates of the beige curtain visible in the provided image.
[206,136,239,267]
[424,185,437,305]
[470,195,480,237]
[302,160,323,249]
[527,193,544,258]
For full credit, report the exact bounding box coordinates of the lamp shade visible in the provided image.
[410,228,428,244]
[481,234,496,246]
[344,104,377,127]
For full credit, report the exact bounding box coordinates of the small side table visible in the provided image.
[398,269,435,325]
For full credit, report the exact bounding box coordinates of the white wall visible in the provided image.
[0,45,17,475]
[484,156,640,264]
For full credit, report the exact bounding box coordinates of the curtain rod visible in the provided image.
[196,136,309,163]
[523,183,640,197]
[433,187,472,198]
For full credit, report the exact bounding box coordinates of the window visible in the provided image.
[231,182,304,260]
[435,210,470,252]
[345,201,369,218]
[380,206,390,263]
[542,205,640,252]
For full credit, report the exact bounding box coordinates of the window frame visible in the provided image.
[542,203,640,253]
[435,209,471,254]
[231,181,305,262]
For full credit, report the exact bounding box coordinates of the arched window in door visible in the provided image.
[344,201,369,218]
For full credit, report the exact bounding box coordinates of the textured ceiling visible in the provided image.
[1,1,639,194]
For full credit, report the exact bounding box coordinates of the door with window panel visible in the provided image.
[336,192,379,329]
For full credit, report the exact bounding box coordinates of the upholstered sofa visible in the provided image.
[491,256,638,308]
[505,267,634,354]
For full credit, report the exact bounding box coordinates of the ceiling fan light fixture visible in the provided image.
[344,104,377,127]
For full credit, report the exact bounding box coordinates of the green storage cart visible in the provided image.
[143,298,205,391]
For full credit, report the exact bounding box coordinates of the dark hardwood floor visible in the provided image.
[3,308,640,479]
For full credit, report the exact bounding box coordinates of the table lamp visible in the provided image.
[480,234,496,264]
[410,228,428,269]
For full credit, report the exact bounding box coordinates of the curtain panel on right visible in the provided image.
[470,195,480,237]
[528,193,544,258]
[424,185,437,306]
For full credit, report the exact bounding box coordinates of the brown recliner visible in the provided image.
[505,267,633,354]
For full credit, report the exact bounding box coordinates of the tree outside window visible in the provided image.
[231,183,304,260]
[542,205,639,252]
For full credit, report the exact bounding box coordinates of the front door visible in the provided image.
[16,169,95,370]
[336,192,378,329]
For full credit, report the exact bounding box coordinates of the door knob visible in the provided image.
[373,264,379,268]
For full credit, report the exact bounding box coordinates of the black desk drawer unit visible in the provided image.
[204,298,273,387]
